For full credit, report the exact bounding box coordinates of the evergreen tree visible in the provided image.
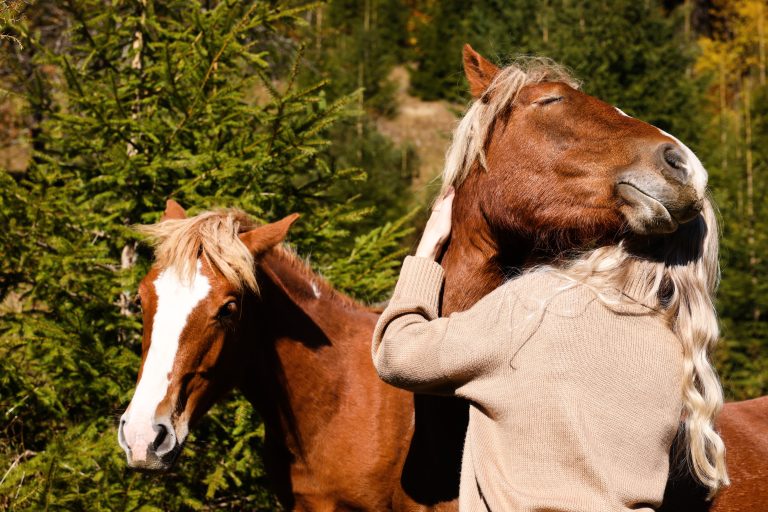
[409,0,464,101]
[301,0,417,236]
[410,0,702,143]
[315,0,409,114]
[0,1,412,509]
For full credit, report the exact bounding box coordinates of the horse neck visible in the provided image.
[441,175,534,314]
[237,248,378,460]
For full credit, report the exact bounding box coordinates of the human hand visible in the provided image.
[415,187,455,261]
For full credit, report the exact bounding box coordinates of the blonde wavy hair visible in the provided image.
[543,198,728,495]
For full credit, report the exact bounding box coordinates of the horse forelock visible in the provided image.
[136,209,259,293]
[440,57,580,196]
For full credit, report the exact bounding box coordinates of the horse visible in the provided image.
[117,202,425,511]
[419,44,766,511]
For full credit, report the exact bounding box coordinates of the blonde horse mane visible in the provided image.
[136,209,361,308]
[440,57,580,195]
[136,210,259,292]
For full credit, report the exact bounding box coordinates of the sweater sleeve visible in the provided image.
[372,256,515,395]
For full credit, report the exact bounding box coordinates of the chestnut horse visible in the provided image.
[419,44,766,511]
[118,202,422,510]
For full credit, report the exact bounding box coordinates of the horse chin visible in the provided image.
[126,441,184,473]
[617,182,679,235]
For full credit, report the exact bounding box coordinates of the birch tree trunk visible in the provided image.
[118,0,146,329]
[743,76,759,322]
[758,1,766,86]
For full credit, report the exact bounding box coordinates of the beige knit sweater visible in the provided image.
[372,256,684,512]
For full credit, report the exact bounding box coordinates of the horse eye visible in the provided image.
[217,301,238,320]
[536,96,563,106]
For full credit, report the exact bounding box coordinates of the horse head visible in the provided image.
[117,200,298,470]
[441,45,709,313]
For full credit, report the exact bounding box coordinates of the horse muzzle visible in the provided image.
[616,142,705,235]
[118,413,184,471]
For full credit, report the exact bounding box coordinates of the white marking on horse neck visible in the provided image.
[122,260,210,459]
[311,280,321,299]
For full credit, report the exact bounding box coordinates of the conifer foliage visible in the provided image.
[411,0,703,142]
[2,0,767,509]
[0,1,411,509]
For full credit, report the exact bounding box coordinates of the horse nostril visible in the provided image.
[151,420,177,457]
[659,144,689,184]
[663,146,685,170]
[118,417,129,450]
[152,424,168,452]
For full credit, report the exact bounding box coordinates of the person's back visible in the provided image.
[373,188,728,511]
[373,257,683,511]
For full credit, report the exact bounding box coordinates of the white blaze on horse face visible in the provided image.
[120,260,211,462]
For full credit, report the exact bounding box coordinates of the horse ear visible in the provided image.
[162,199,186,221]
[240,213,300,256]
[463,44,500,98]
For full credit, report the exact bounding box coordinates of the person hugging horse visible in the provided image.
[372,57,729,511]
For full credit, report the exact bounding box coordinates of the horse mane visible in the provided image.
[136,210,259,292]
[136,209,362,309]
[267,244,362,309]
[441,57,580,195]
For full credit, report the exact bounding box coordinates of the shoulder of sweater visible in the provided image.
[501,271,663,322]
[501,271,592,305]
[503,271,570,291]
[506,273,680,345]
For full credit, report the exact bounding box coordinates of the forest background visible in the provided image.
[0,0,766,510]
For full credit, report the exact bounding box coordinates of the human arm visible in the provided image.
[371,189,515,394]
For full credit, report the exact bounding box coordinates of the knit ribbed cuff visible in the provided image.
[392,256,445,317]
